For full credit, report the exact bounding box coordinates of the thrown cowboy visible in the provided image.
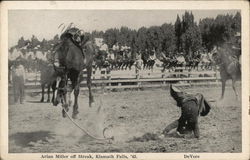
[162,85,211,138]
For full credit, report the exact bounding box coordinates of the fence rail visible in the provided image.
[9,67,221,93]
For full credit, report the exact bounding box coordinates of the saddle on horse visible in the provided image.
[55,27,87,69]
[62,27,83,44]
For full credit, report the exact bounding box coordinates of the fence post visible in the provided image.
[135,66,141,89]
[162,70,166,86]
[92,68,96,80]
[100,68,107,92]
[107,68,111,88]
[215,67,219,87]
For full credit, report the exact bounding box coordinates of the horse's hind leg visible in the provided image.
[40,84,45,102]
[62,94,69,118]
[87,66,94,107]
[220,80,226,100]
[72,86,79,119]
[47,84,51,102]
[67,86,73,107]
[232,79,239,100]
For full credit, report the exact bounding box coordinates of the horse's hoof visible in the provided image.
[72,113,78,119]
[62,104,69,112]
[216,98,223,103]
[68,100,72,106]
[72,110,79,119]
[62,110,67,118]
[218,96,224,101]
[47,99,50,103]
[89,101,94,107]
[158,134,165,139]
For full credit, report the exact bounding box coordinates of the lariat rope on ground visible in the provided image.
[55,74,114,142]
[61,107,114,142]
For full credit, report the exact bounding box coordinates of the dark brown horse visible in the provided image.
[53,33,95,119]
[36,59,56,102]
[212,45,241,100]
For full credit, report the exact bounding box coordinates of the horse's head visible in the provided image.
[52,41,69,68]
[52,42,69,106]
[211,51,222,65]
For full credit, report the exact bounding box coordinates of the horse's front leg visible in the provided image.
[62,93,69,118]
[47,84,51,102]
[87,66,94,107]
[72,72,82,119]
[72,84,80,119]
[232,79,239,100]
[40,83,45,102]
[220,80,226,100]
[67,86,73,107]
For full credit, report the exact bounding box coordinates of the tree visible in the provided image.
[91,30,104,38]
[103,28,119,48]
[129,30,137,52]
[17,37,27,48]
[117,26,133,46]
[199,18,215,51]
[181,24,202,56]
[232,12,241,32]
[30,35,40,48]
[175,15,182,52]
[199,12,241,50]
[52,34,60,43]
[41,38,49,52]
[177,11,202,56]
[146,26,162,51]
[135,27,148,51]
[160,23,176,56]
[182,11,195,33]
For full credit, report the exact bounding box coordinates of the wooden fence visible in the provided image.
[8,66,221,93]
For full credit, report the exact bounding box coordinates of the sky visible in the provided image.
[8,10,239,47]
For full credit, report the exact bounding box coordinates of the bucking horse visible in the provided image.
[212,45,241,100]
[52,32,95,119]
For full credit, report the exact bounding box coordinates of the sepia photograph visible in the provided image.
[1,1,249,160]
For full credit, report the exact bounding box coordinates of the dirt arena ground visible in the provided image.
[8,85,241,153]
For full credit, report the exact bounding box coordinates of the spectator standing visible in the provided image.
[99,41,109,53]
[112,42,120,60]
[12,59,26,104]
